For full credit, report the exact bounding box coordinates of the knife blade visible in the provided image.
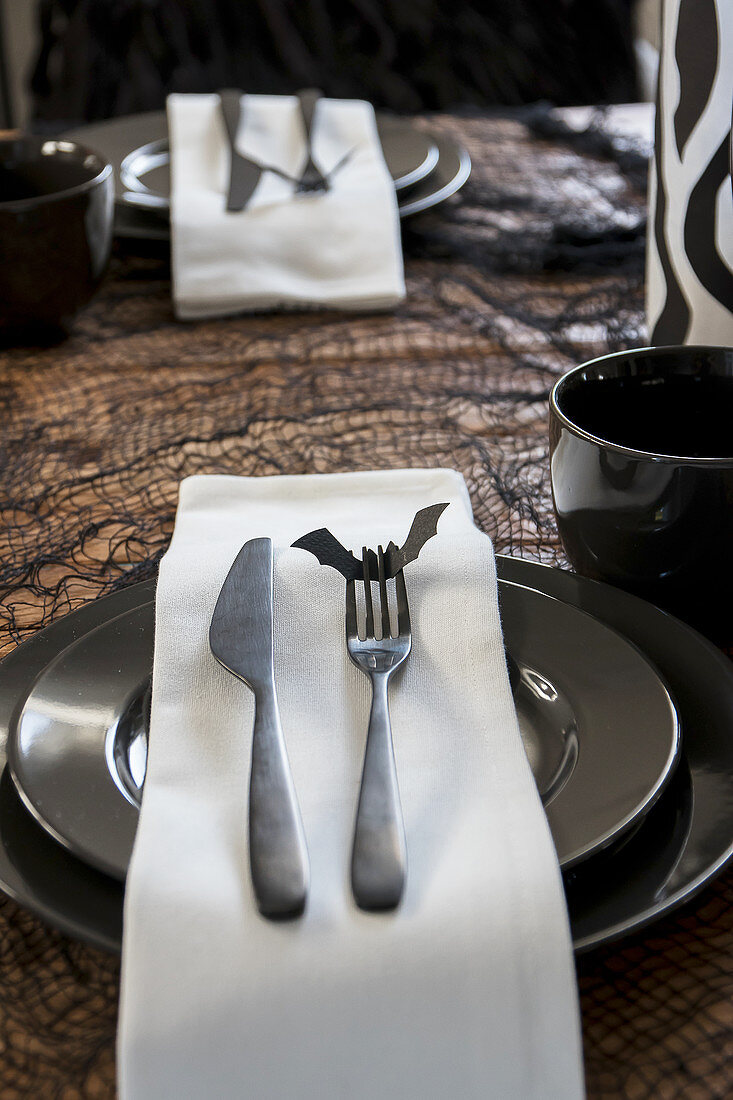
[218,89,263,212]
[210,537,309,918]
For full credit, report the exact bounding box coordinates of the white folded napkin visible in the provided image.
[118,468,584,1100]
[167,93,405,318]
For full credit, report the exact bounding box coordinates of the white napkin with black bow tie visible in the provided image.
[118,468,584,1100]
[167,93,405,319]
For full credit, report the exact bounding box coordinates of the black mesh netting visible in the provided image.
[1,111,732,1099]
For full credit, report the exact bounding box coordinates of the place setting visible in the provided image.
[0,405,733,1094]
[1,86,471,339]
[2,348,733,964]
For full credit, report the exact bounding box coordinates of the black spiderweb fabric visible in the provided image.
[2,111,733,1099]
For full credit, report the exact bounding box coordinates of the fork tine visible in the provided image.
[345,577,358,639]
[377,545,391,639]
[362,546,374,639]
[395,568,410,636]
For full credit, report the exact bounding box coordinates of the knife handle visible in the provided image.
[249,684,309,918]
[296,87,329,193]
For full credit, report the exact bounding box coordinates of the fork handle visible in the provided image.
[351,671,407,911]
[296,88,329,192]
[249,683,309,919]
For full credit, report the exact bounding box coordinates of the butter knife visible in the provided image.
[218,89,263,212]
[210,537,309,918]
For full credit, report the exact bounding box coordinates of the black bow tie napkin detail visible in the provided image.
[293,503,448,581]
[294,503,448,910]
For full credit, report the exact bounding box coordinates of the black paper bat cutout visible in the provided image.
[386,502,448,574]
[291,527,364,581]
[292,502,449,580]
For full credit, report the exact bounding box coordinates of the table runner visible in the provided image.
[0,111,731,1098]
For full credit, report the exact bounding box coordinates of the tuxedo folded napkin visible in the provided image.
[118,469,583,1100]
[167,93,405,318]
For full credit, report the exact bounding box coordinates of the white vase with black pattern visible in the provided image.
[646,0,733,345]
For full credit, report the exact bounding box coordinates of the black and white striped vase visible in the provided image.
[646,0,733,345]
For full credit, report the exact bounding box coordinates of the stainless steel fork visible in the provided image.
[346,545,411,911]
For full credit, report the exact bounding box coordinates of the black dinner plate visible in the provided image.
[61,111,471,235]
[0,558,731,953]
[6,581,680,881]
[65,110,439,203]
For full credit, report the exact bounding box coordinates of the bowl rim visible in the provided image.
[0,135,113,211]
[550,345,733,467]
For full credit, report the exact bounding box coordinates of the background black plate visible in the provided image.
[62,111,470,234]
[64,110,439,202]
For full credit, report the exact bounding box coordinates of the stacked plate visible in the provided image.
[61,110,472,242]
[1,557,732,954]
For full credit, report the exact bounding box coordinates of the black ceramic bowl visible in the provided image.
[549,346,733,645]
[0,135,114,338]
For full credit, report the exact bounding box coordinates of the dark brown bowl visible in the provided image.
[549,345,733,645]
[0,135,114,339]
